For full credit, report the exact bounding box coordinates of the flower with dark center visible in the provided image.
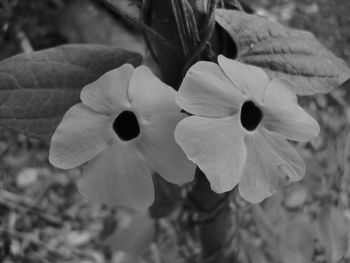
[49,64,195,211]
[175,55,320,203]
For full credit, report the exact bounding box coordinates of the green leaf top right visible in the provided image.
[215,9,350,95]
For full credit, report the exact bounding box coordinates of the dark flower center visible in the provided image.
[240,100,263,131]
[113,111,140,141]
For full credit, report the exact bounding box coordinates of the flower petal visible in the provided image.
[261,78,320,141]
[176,61,245,117]
[175,115,246,193]
[78,141,154,211]
[49,103,111,169]
[129,66,179,119]
[80,64,134,115]
[137,112,196,185]
[239,128,305,203]
[218,55,269,102]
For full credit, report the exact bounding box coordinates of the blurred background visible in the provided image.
[0,0,349,262]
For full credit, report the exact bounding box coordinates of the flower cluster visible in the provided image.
[49,56,320,210]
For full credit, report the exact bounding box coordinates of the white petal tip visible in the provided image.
[299,119,321,142]
[119,63,135,72]
[217,54,227,66]
[238,188,268,204]
[48,152,73,170]
[210,181,236,194]
[313,121,321,137]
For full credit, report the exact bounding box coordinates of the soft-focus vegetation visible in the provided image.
[0,0,349,262]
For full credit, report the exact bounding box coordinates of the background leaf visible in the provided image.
[215,9,350,95]
[0,44,142,140]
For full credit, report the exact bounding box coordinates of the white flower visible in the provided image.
[49,64,195,211]
[175,55,320,203]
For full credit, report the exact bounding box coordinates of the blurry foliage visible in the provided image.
[0,0,67,59]
[0,0,350,263]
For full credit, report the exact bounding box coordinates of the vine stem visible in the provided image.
[186,171,236,263]
[140,1,238,261]
[182,0,219,75]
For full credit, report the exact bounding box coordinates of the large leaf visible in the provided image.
[215,9,350,95]
[0,44,142,140]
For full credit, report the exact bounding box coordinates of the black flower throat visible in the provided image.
[240,100,263,131]
[113,111,140,141]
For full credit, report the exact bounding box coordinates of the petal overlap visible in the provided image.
[138,112,196,185]
[129,66,180,119]
[218,55,269,102]
[80,64,133,115]
[175,115,247,193]
[176,61,245,117]
[261,78,320,141]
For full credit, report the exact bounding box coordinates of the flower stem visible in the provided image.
[186,171,237,262]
